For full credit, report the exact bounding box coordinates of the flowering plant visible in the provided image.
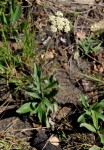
[49,11,71,33]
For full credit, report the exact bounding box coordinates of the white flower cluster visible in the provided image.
[49,11,71,33]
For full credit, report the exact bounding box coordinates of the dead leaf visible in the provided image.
[49,136,60,146]
[81,79,95,92]
[74,0,94,5]
[56,107,71,120]
[76,31,86,40]
[42,36,51,45]
[36,0,41,5]
[45,49,56,60]
[74,51,80,60]
[97,53,104,63]
[91,20,104,31]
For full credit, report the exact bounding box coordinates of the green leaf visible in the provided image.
[89,145,101,150]
[0,64,5,74]
[47,89,58,97]
[80,94,89,109]
[31,102,38,109]
[97,113,104,121]
[77,113,85,123]
[38,103,46,123]
[34,63,40,81]
[16,102,32,114]
[28,92,40,99]
[91,100,104,110]
[46,117,50,128]
[30,103,38,115]
[85,110,91,116]
[29,102,38,115]
[91,110,98,130]
[27,85,38,91]
[80,123,96,133]
[53,101,58,112]
[2,12,7,24]
[45,81,58,89]
[33,63,41,91]
[12,3,21,24]
[44,98,53,113]
[98,132,104,144]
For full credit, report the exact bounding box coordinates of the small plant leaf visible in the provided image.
[98,132,104,144]
[92,100,104,110]
[28,92,40,99]
[91,110,98,130]
[16,102,32,114]
[47,89,58,98]
[53,101,58,112]
[44,98,53,113]
[38,103,46,123]
[77,113,85,123]
[80,123,96,133]
[30,102,38,115]
[97,113,104,121]
[89,145,101,150]
[80,94,89,109]
[46,117,50,128]
[12,3,21,24]
[31,102,38,109]
[45,81,58,89]
[27,85,38,91]
[34,63,40,82]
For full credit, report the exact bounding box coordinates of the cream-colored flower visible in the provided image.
[49,15,55,22]
[56,17,65,29]
[55,11,63,17]
[64,25,70,33]
[57,24,63,30]
[49,11,71,33]
[50,25,57,32]
[63,18,69,24]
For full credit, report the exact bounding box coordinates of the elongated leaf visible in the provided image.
[53,101,58,112]
[27,85,38,91]
[89,145,101,150]
[34,63,40,81]
[77,113,85,123]
[12,3,21,24]
[92,101,104,110]
[33,64,41,91]
[98,132,104,144]
[97,113,104,121]
[91,110,98,130]
[2,12,7,24]
[47,89,58,97]
[44,98,53,113]
[16,102,32,114]
[45,81,58,89]
[31,102,38,109]
[80,94,89,109]
[46,117,50,128]
[28,92,40,99]
[80,123,96,133]
[38,103,46,123]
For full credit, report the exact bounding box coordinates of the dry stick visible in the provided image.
[0,105,17,113]
[11,127,47,132]
[42,134,54,150]
[5,118,19,133]
[79,47,103,65]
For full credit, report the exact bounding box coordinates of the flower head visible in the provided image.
[55,11,63,17]
[49,11,71,33]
